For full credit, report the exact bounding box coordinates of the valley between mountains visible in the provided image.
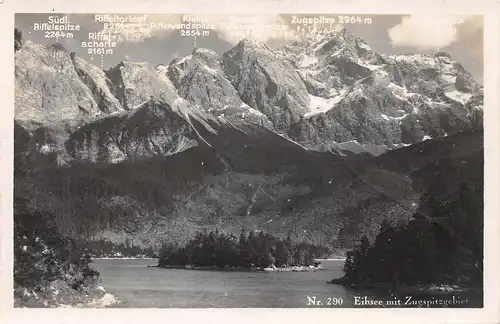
[14,27,483,253]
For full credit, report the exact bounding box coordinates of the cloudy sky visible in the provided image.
[15,13,483,82]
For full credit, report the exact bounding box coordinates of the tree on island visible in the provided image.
[158,229,330,269]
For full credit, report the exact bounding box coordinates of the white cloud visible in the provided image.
[388,15,474,50]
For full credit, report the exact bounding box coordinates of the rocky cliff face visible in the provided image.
[271,29,482,149]
[222,39,311,133]
[15,41,103,130]
[161,28,481,154]
[15,29,483,160]
[71,55,124,115]
[165,48,274,129]
[105,61,179,110]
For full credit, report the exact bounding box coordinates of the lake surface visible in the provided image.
[92,259,373,308]
[92,259,482,308]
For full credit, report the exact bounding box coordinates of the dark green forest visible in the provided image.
[158,229,330,269]
[14,195,98,292]
[341,151,483,289]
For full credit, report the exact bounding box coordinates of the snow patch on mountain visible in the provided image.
[386,82,416,102]
[381,113,408,122]
[444,90,473,105]
[441,75,457,84]
[156,64,169,74]
[305,88,349,117]
[299,55,319,68]
[357,59,383,71]
[200,64,218,74]
[241,103,266,117]
[274,132,309,151]
[388,54,436,66]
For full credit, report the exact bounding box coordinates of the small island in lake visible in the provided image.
[157,229,329,272]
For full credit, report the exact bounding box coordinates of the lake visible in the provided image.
[91,259,375,308]
[91,259,482,308]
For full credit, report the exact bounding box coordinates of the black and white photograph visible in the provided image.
[9,7,489,312]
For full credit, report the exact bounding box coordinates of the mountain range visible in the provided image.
[14,28,484,250]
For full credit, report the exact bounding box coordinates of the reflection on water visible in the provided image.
[91,259,482,308]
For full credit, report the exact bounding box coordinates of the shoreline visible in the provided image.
[156,264,324,272]
[93,257,157,260]
[14,281,121,308]
[328,277,475,294]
